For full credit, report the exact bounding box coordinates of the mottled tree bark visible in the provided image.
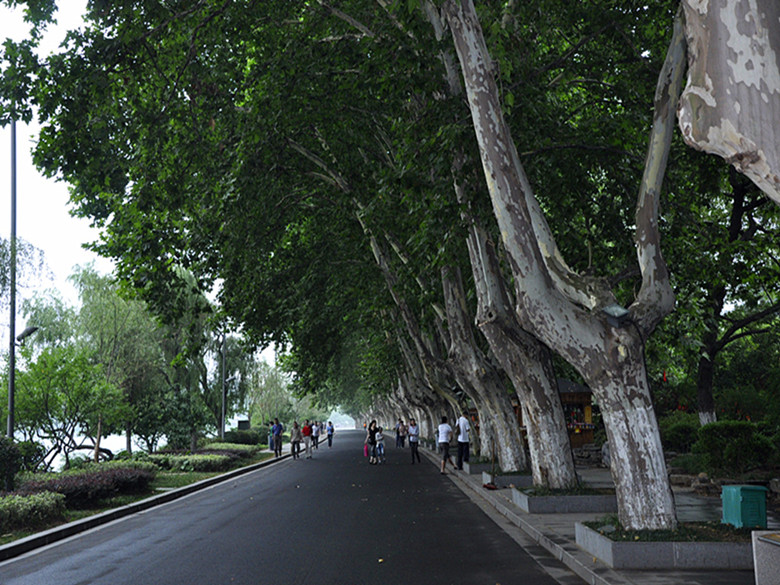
[441,265,528,472]
[442,0,685,530]
[462,218,577,488]
[679,0,780,205]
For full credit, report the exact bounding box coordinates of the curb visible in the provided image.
[0,452,290,563]
[419,446,633,585]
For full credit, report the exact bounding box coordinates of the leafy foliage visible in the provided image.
[17,466,155,508]
[0,436,22,490]
[147,453,232,473]
[657,411,699,453]
[0,491,66,532]
[692,420,775,476]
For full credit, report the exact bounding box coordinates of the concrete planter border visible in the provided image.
[482,472,533,489]
[574,522,754,570]
[511,487,617,514]
[462,460,493,475]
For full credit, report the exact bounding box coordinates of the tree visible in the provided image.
[6,0,779,530]
[14,344,127,469]
[441,0,683,529]
[679,0,780,205]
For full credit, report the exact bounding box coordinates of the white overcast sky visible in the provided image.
[1,1,112,335]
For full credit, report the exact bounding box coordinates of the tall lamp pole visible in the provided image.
[7,117,18,439]
[221,331,227,440]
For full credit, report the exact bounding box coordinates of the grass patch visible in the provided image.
[585,515,753,543]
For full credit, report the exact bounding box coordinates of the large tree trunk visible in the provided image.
[442,0,684,530]
[441,265,528,472]
[462,209,577,488]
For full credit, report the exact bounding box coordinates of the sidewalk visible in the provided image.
[424,449,775,585]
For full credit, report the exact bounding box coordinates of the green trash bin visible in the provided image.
[721,485,768,528]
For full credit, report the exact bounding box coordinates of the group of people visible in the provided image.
[437,412,470,474]
[363,411,470,473]
[363,417,423,465]
[268,420,335,459]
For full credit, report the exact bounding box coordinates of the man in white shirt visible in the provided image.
[455,411,470,470]
[437,416,454,474]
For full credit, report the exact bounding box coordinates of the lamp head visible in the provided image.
[16,326,39,342]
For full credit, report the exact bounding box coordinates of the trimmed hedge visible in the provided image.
[18,467,156,509]
[223,430,261,445]
[200,443,259,457]
[0,492,66,531]
[147,453,232,472]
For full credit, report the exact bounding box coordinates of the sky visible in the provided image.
[1,0,108,338]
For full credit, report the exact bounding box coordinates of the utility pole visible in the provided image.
[7,117,17,440]
[221,331,227,440]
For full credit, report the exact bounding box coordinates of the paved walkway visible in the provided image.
[426,449,778,585]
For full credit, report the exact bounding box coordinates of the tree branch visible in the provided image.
[630,6,686,336]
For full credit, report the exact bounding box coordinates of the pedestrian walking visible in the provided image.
[326,421,334,447]
[437,416,455,474]
[408,418,421,464]
[455,410,471,470]
[302,420,313,459]
[272,418,284,457]
[376,426,386,463]
[365,420,378,464]
[395,418,407,448]
[312,420,320,449]
[267,421,274,452]
[290,421,302,459]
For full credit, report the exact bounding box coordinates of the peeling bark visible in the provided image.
[463,219,577,488]
[441,265,528,472]
[442,0,679,530]
[679,0,780,205]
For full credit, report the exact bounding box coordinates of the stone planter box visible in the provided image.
[462,460,493,475]
[511,487,617,514]
[482,472,533,489]
[575,522,753,570]
[752,531,780,585]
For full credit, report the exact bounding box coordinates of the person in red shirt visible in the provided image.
[302,420,313,459]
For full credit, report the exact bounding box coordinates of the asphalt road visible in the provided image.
[0,430,578,585]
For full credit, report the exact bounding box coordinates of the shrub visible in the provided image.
[147,453,232,472]
[223,430,261,445]
[669,453,706,474]
[0,436,21,491]
[72,459,159,476]
[658,411,699,453]
[692,420,775,476]
[0,492,66,531]
[200,442,258,457]
[18,467,155,509]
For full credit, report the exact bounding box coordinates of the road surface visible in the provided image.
[0,430,579,584]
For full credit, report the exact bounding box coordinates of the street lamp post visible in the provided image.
[221,332,227,440]
[7,117,18,439]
